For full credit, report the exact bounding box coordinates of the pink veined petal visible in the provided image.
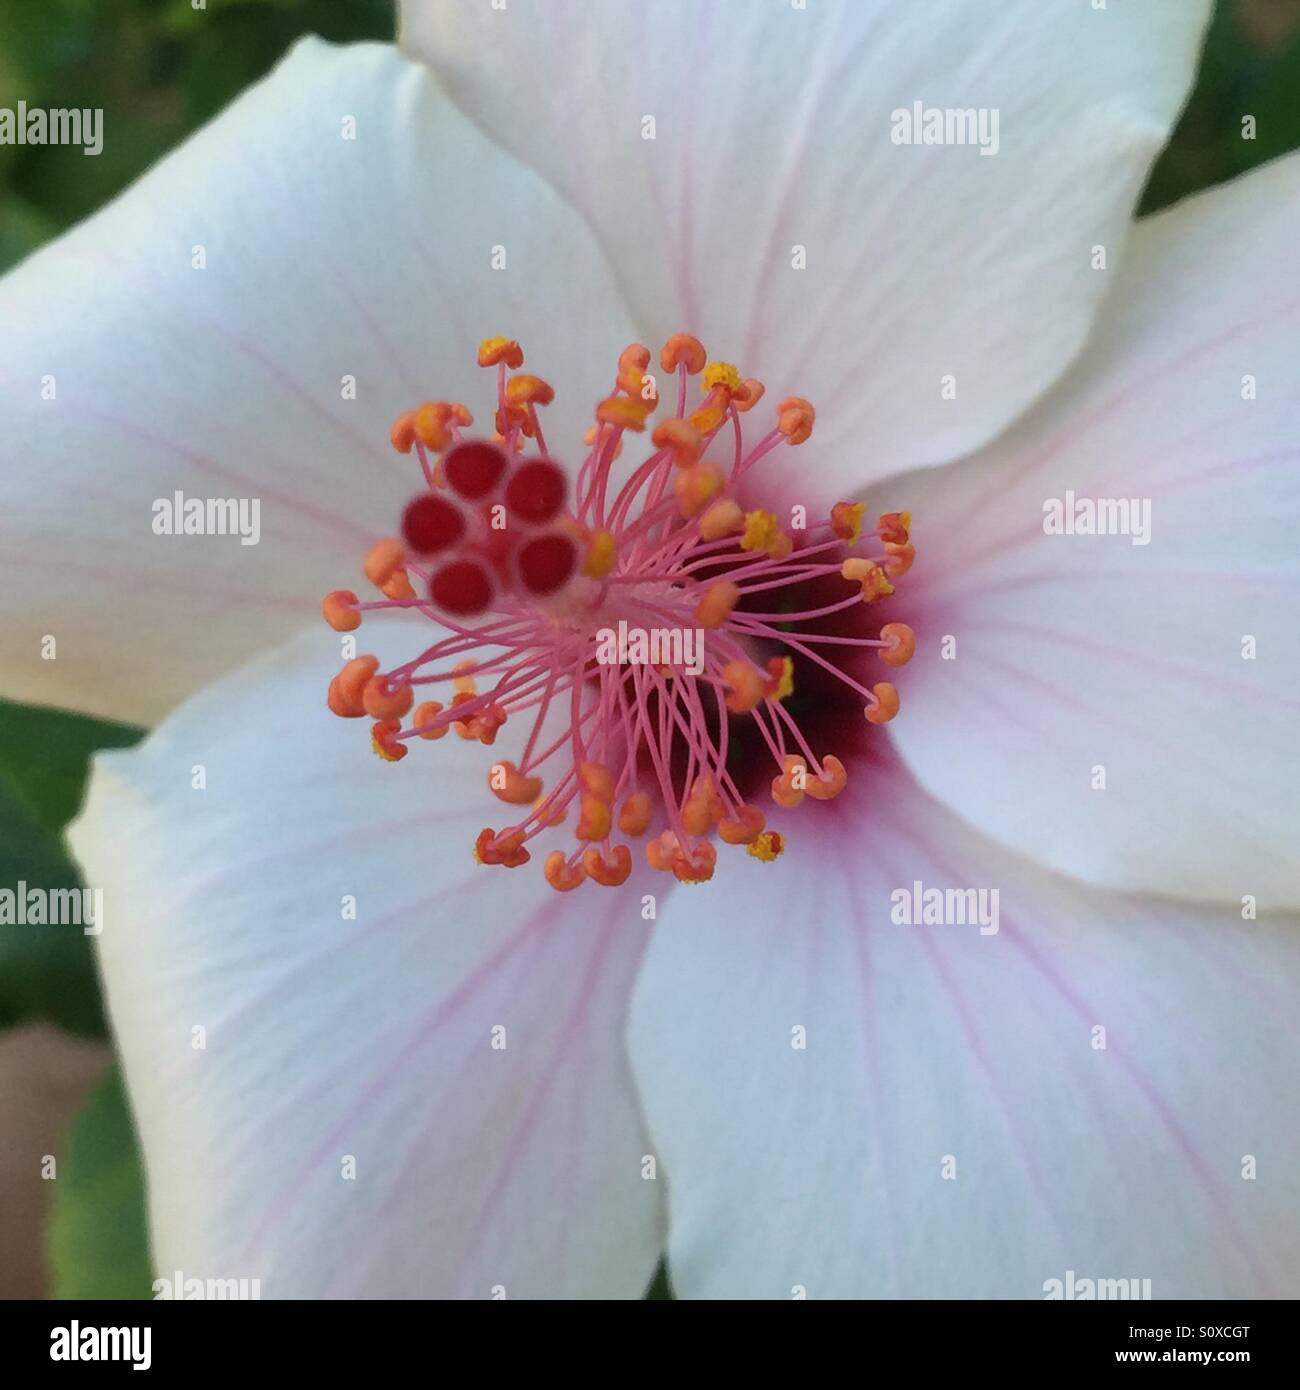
[877,151,1300,907]
[629,749,1300,1298]
[402,0,1211,490]
[67,626,666,1298]
[0,38,635,725]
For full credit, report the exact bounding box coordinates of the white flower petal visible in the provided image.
[628,762,1300,1298]
[883,153,1300,906]
[0,38,634,725]
[67,626,664,1298]
[402,0,1210,489]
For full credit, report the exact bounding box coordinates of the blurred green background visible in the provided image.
[0,0,1298,1301]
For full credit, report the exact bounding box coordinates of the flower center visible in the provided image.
[321,334,915,890]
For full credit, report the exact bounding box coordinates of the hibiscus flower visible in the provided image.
[3,1,1297,1298]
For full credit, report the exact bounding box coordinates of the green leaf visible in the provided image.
[0,778,105,1035]
[47,1065,152,1300]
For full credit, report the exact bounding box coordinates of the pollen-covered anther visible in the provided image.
[478,336,524,369]
[699,498,744,541]
[675,464,724,518]
[505,374,555,408]
[618,792,652,836]
[831,501,865,544]
[740,509,788,558]
[544,851,586,892]
[865,682,901,724]
[878,510,911,545]
[723,660,767,714]
[764,656,795,702]
[659,333,707,375]
[474,827,530,868]
[702,361,743,396]
[583,844,632,887]
[322,589,361,632]
[412,700,449,740]
[776,396,815,445]
[581,528,617,579]
[688,404,726,435]
[803,754,847,801]
[841,557,894,602]
[651,417,703,467]
[718,803,765,845]
[879,622,916,668]
[371,719,407,762]
[746,831,785,862]
[413,402,457,451]
[490,760,544,805]
[696,579,740,630]
[596,396,653,432]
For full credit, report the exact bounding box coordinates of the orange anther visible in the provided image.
[412,700,449,740]
[490,760,544,805]
[371,719,407,762]
[327,677,365,719]
[576,793,612,842]
[865,683,901,724]
[533,793,567,828]
[660,333,707,375]
[362,675,414,722]
[879,623,916,668]
[414,401,454,451]
[878,511,911,545]
[746,831,785,862]
[363,537,406,589]
[618,343,651,376]
[382,570,416,600]
[322,589,361,632]
[842,558,894,602]
[651,416,703,467]
[674,463,724,518]
[583,424,623,460]
[505,374,555,407]
[478,336,524,369]
[764,655,794,702]
[580,762,616,802]
[804,753,847,801]
[596,396,652,432]
[495,403,534,438]
[583,844,632,887]
[682,791,715,837]
[733,378,765,412]
[582,529,617,579]
[544,850,587,892]
[699,498,744,541]
[718,803,765,845]
[776,395,815,445]
[771,753,807,808]
[831,501,865,544]
[723,660,767,714]
[646,831,678,873]
[618,791,652,836]
[696,579,740,630]
[474,827,530,868]
[333,655,379,715]
[390,411,417,453]
[671,841,717,884]
[883,541,915,578]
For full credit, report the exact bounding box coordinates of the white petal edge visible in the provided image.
[67,624,665,1298]
[0,38,636,724]
[629,757,1300,1298]
[402,0,1210,489]
[880,151,1300,907]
